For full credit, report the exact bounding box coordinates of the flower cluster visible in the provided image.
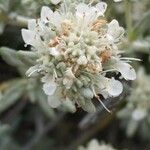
[78,139,116,150]
[118,68,150,136]
[22,1,136,112]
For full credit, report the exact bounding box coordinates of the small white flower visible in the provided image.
[42,77,57,96]
[107,78,123,96]
[51,11,63,28]
[21,29,37,46]
[76,2,107,24]
[96,2,107,16]
[41,6,53,23]
[107,19,124,42]
[115,61,136,80]
[28,19,37,31]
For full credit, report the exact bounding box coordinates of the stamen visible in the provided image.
[97,96,111,113]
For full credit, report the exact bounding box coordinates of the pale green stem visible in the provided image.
[0,11,28,27]
[125,0,133,41]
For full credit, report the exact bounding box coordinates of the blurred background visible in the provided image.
[0,0,150,150]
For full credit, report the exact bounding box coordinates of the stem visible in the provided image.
[125,0,133,41]
[0,11,28,27]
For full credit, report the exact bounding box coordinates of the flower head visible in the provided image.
[22,1,136,112]
[78,139,117,150]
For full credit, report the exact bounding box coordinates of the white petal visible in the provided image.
[48,95,61,108]
[51,11,62,27]
[107,78,123,96]
[96,2,107,16]
[76,3,89,18]
[49,47,60,56]
[43,81,57,96]
[28,19,37,30]
[41,6,53,22]
[107,19,124,41]
[108,19,119,29]
[116,61,136,80]
[21,29,36,45]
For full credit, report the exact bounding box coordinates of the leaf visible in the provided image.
[26,79,38,103]
[36,87,56,119]
[0,22,5,34]
[133,10,150,35]
[61,99,76,113]
[0,47,37,68]
[0,79,26,113]
[17,50,38,66]
[81,100,96,113]
[0,47,24,67]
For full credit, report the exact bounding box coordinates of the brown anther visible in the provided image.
[91,19,107,32]
[100,50,112,63]
[48,37,60,47]
[61,20,72,36]
[86,63,102,74]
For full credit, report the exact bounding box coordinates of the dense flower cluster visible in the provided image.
[78,139,116,150]
[22,1,136,112]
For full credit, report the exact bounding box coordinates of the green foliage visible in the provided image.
[0,79,26,113]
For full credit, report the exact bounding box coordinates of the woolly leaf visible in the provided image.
[17,50,38,66]
[0,79,26,113]
[0,47,24,67]
[36,87,56,119]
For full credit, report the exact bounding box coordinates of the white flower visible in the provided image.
[21,1,137,112]
[107,78,123,97]
[115,61,136,80]
[21,29,37,46]
[76,2,107,24]
[41,6,53,23]
[42,76,57,96]
[107,19,124,42]
[78,139,116,150]
[40,6,62,27]
[28,19,37,31]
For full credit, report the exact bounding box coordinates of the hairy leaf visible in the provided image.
[0,79,26,113]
